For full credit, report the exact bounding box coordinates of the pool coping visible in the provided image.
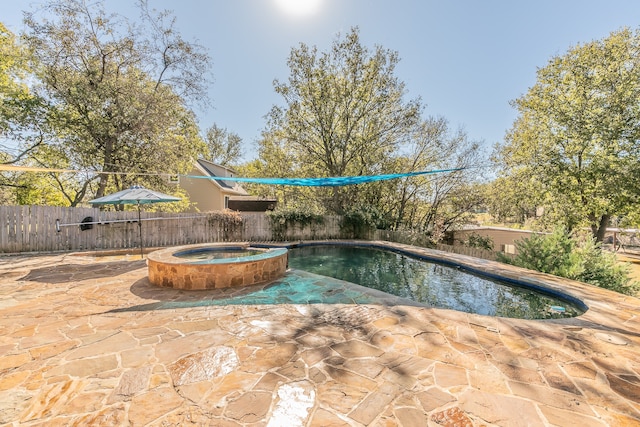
[148,242,288,265]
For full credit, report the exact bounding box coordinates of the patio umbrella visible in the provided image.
[88,185,181,257]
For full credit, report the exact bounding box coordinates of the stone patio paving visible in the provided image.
[0,241,639,426]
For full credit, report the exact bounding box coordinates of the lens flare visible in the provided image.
[274,0,322,17]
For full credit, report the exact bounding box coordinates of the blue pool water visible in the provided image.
[287,245,585,319]
[174,248,263,260]
[172,246,287,264]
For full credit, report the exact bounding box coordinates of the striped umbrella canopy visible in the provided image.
[88,185,181,205]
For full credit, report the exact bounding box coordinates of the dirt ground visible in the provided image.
[616,253,640,292]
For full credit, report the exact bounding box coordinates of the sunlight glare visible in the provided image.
[274,0,322,17]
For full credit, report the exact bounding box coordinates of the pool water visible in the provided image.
[288,245,584,319]
[173,248,264,261]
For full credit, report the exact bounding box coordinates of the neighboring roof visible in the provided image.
[606,228,640,233]
[228,196,277,201]
[455,226,541,234]
[196,159,238,190]
[228,197,277,212]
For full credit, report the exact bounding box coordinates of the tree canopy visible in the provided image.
[262,27,422,214]
[204,123,242,167]
[3,0,211,205]
[246,27,485,236]
[495,27,640,240]
[0,22,54,204]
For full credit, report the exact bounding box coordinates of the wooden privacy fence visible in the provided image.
[434,243,498,261]
[0,206,342,254]
[374,229,499,261]
[1,205,499,261]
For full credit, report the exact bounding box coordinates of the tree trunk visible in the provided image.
[95,138,115,199]
[590,214,610,242]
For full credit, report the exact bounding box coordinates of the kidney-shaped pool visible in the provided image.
[287,244,586,319]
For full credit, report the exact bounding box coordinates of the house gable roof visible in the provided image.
[195,159,248,195]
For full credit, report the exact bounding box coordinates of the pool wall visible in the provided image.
[147,243,288,290]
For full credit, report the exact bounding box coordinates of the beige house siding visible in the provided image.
[180,162,248,213]
[454,227,543,255]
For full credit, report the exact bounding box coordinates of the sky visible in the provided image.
[3,0,640,162]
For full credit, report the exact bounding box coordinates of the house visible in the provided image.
[453,226,543,255]
[179,159,277,213]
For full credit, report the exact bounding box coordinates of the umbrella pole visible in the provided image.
[137,202,144,258]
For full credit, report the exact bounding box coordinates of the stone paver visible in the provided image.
[0,241,639,426]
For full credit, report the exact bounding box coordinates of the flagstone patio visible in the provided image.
[0,241,639,426]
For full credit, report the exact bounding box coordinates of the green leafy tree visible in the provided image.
[262,27,421,214]
[204,124,242,166]
[237,131,316,212]
[496,27,640,241]
[22,0,210,203]
[484,174,541,225]
[389,118,449,229]
[248,29,487,238]
[1,22,54,203]
[0,22,42,143]
[403,119,484,242]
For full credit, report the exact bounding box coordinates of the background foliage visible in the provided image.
[492,27,640,240]
[499,229,639,295]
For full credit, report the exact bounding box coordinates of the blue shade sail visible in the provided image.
[187,168,463,187]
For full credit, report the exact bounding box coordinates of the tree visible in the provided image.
[1,22,54,203]
[204,124,242,166]
[496,28,640,241]
[263,27,421,214]
[417,172,485,240]
[0,22,40,145]
[237,130,318,213]
[21,0,210,203]
[248,28,488,238]
[484,174,541,225]
[397,118,484,235]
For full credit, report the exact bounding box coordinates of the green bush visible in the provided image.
[498,229,639,295]
[574,237,637,294]
[340,206,383,239]
[267,207,324,240]
[464,233,494,251]
[207,210,244,240]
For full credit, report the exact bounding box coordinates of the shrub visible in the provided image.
[574,237,637,294]
[207,209,244,226]
[464,233,494,251]
[498,229,639,295]
[207,210,244,240]
[340,206,383,239]
[267,207,324,240]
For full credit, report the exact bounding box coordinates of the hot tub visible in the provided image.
[147,243,288,290]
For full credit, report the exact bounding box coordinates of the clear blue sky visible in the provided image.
[4,0,640,161]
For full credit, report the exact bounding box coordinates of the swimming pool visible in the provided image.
[287,244,585,319]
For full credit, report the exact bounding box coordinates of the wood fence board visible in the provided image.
[0,206,6,250]
[4,206,11,249]
[5,206,16,252]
